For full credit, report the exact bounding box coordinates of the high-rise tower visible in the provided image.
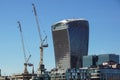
[51,19,89,70]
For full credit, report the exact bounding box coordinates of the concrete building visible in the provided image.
[51,19,89,71]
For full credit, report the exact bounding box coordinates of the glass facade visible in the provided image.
[83,55,93,67]
[52,29,70,70]
[66,68,120,80]
[100,69,120,80]
[52,19,89,70]
[83,54,119,67]
[98,54,119,65]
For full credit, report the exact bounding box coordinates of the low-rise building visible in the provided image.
[66,53,120,80]
[66,67,120,80]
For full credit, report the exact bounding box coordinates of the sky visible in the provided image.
[0,0,120,75]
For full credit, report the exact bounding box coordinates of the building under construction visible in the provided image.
[0,2,120,80]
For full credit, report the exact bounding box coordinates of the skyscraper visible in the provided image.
[51,19,89,70]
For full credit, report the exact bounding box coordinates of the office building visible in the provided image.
[83,54,119,67]
[51,19,89,70]
[97,54,119,65]
[66,54,120,80]
[66,67,120,80]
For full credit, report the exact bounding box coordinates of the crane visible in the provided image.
[17,21,34,74]
[32,3,48,75]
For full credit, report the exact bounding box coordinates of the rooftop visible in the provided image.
[52,18,88,26]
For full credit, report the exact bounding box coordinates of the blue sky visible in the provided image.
[0,0,120,75]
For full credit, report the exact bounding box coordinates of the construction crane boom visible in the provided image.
[17,21,33,74]
[32,3,43,66]
[17,21,27,62]
[32,3,42,44]
[32,3,48,75]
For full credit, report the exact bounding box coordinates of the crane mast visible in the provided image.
[32,3,48,75]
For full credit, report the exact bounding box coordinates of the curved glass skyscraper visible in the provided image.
[51,19,89,70]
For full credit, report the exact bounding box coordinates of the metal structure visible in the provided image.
[17,21,34,74]
[32,3,48,76]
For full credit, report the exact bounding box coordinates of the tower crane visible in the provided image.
[17,21,34,74]
[32,3,48,75]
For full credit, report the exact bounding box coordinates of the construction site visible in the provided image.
[0,1,120,80]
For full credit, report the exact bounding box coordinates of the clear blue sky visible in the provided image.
[0,0,120,75]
